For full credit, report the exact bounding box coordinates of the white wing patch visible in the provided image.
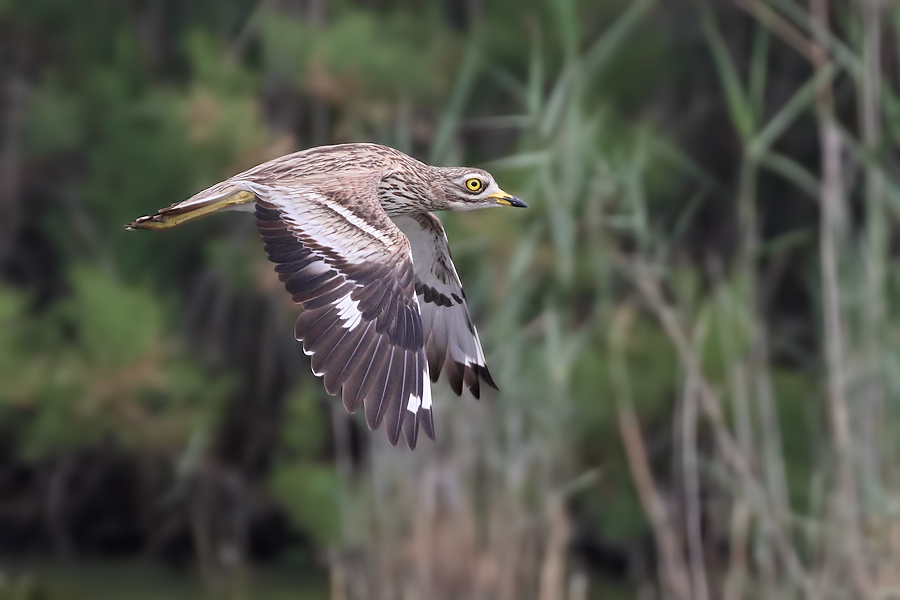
[422,366,433,409]
[245,181,399,265]
[406,364,432,413]
[464,324,487,366]
[325,201,395,246]
[334,292,363,330]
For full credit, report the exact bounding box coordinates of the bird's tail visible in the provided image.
[125,182,256,230]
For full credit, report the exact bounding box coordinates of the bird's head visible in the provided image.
[433,167,527,211]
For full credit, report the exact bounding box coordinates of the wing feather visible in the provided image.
[392,213,497,399]
[249,172,430,448]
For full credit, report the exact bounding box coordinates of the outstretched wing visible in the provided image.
[391,213,497,399]
[251,173,433,449]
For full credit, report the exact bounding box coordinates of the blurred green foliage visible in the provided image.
[262,9,457,101]
[0,268,231,458]
[269,387,338,547]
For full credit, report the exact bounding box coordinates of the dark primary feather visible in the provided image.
[256,195,431,448]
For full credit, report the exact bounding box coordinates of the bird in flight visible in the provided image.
[127,143,526,449]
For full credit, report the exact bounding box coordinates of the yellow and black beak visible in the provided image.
[486,189,528,208]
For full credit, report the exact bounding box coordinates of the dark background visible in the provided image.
[0,0,896,598]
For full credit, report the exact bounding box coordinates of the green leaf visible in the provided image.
[700,2,754,142]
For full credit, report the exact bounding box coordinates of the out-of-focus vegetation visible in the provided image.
[2,0,900,598]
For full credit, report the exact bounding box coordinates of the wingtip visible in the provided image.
[385,406,404,447]
[479,365,499,392]
[445,360,465,396]
[387,427,401,447]
[420,407,436,441]
[402,411,419,449]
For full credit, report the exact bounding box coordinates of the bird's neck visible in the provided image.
[378,171,447,216]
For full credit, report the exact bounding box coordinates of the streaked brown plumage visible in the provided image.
[127,143,526,449]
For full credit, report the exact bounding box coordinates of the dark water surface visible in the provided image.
[1,560,329,600]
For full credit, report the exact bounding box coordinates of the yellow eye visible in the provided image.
[465,178,484,192]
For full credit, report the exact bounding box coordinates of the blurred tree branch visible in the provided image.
[615,252,816,596]
[808,0,873,597]
[731,0,815,63]
[611,304,693,600]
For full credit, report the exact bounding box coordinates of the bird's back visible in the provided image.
[236,143,425,187]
